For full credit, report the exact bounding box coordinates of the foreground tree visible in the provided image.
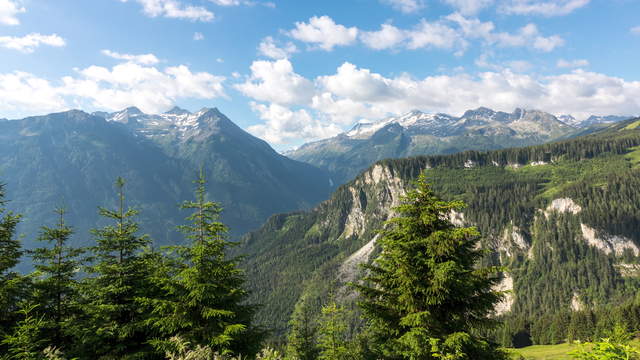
[286,295,319,360]
[79,178,155,358]
[143,171,262,356]
[0,184,28,346]
[29,208,84,351]
[355,174,507,360]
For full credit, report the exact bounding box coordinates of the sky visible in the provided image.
[1,0,639,149]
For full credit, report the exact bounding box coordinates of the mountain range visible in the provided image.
[240,118,640,344]
[0,107,331,264]
[287,107,632,185]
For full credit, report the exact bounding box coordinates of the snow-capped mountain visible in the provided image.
[288,107,579,185]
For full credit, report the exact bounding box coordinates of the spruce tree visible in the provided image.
[143,171,262,356]
[286,296,319,360]
[80,177,154,358]
[0,183,27,341]
[317,301,350,360]
[355,174,507,360]
[29,208,84,351]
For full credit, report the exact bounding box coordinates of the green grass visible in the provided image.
[625,146,640,167]
[624,120,640,130]
[509,340,640,359]
[509,343,578,359]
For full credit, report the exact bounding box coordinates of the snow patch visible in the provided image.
[464,160,476,168]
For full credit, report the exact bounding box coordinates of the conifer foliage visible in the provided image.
[144,171,262,356]
[80,177,155,358]
[355,173,507,359]
[29,208,84,350]
[0,184,26,344]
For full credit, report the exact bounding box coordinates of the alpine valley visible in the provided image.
[0,107,332,262]
[240,117,640,346]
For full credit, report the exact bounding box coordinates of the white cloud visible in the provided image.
[500,0,590,16]
[247,102,341,144]
[0,0,24,25]
[258,36,297,59]
[557,58,589,68]
[380,0,424,14]
[101,50,160,65]
[0,61,227,118]
[234,59,315,105]
[360,24,406,50]
[237,59,640,147]
[631,26,640,35]
[193,32,204,40]
[121,0,214,22]
[288,16,358,51]
[0,71,66,116]
[406,19,466,51]
[493,23,564,52]
[209,0,241,5]
[0,33,66,53]
[442,0,494,15]
[61,63,226,113]
[216,57,224,63]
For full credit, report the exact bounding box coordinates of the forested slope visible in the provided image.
[240,118,640,343]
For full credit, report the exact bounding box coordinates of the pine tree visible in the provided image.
[286,296,319,360]
[354,173,507,360]
[143,171,262,356]
[317,301,350,360]
[79,177,154,358]
[1,305,46,360]
[29,208,84,352]
[0,183,27,342]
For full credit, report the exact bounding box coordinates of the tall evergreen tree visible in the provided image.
[80,177,154,359]
[29,208,84,351]
[355,173,507,360]
[286,295,319,360]
[0,183,27,342]
[143,171,262,356]
[317,301,350,360]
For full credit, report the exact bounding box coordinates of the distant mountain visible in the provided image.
[287,107,576,185]
[0,108,331,266]
[558,114,632,127]
[241,118,640,339]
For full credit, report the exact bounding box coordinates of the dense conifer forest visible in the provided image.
[2,120,640,359]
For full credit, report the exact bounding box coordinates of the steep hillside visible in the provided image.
[287,107,578,185]
[240,118,640,341]
[0,108,332,263]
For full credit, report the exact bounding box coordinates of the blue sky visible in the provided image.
[1,0,639,149]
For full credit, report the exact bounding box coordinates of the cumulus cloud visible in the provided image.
[0,62,226,117]
[500,0,590,16]
[247,102,342,144]
[360,24,407,50]
[101,50,160,65]
[258,36,297,59]
[0,71,67,116]
[442,0,494,15]
[193,32,204,40]
[0,33,66,53]
[234,59,315,105]
[61,63,226,113]
[380,0,424,14]
[236,59,640,147]
[283,14,562,55]
[120,0,214,22]
[288,16,358,51]
[0,0,24,25]
[557,58,589,68]
[493,23,564,51]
